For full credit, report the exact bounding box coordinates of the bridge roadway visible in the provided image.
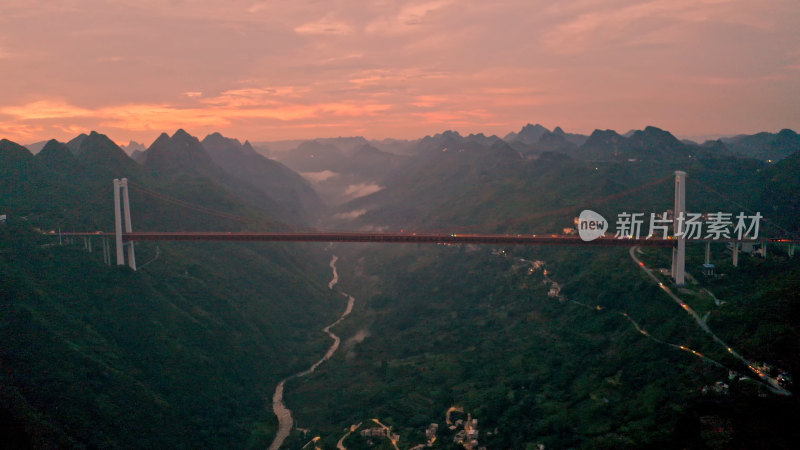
[63,231,681,246]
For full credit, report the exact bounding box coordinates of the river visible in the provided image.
[268,255,355,450]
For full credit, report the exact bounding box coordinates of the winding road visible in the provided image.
[268,255,356,450]
[629,247,790,396]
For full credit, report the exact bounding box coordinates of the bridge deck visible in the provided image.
[62,231,680,246]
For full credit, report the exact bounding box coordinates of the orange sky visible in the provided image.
[1,0,799,146]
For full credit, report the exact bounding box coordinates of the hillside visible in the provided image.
[280,141,800,448]
[201,132,326,224]
[275,129,799,448]
[0,134,342,448]
[268,138,408,206]
[333,128,774,236]
[287,235,799,448]
[721,129,800,162]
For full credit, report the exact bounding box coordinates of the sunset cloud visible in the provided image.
[295,16,353,36]
[541,0,757,54]
[0,92,394,143]
[365,0,454,34]
[1,100,93,120]
[0,0,797,144]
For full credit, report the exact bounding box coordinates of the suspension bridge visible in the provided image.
[60,172,798,285]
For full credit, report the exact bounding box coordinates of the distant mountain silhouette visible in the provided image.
[348,143,406,175]
[552,126,588,146]
[534,130,578,153]
[201,132,326,223]
[74,131,138,175]
[566,126,706,161]
[368,137,421,156]
[268,137,409,207]
[626,126,687,158]
[278,140,348,172]
[504,123,549,145]
[341,130,523,226]
[24,140,49,154]
[273,138,407,179]
[143,129,299,223]
[120,140,147,155]
[65,133,88,155]
[313,136,371,154]
[720,129,800,161]
[35,139,78,173]
[0,138,33,164]
[415,130,466,154]
[143,129,218,176]
[577,129,627,159]
[503,124,587,155]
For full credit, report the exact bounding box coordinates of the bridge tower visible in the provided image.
[113,178,136,270]
[671,171,687,285]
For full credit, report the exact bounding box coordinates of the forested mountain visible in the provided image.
[339,132,524,228]
[0,133,342,448]
[201,132,326,224]
[504,122,550,144]
[142,129,325,226]
[265,138,409,207]
[720,129,800,162]
[332,126,780,236]
[141,129,296,225]
[274,139,406,179]
[289,235,799,448]
[761,148,800,231]
[503,123,588,154]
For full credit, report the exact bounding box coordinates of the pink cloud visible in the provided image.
[0,0,796,144]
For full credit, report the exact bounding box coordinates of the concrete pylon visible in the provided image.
[671,171,687,285]
[121,178,136,270]
[113,178,136,270]
[114,178,124,265]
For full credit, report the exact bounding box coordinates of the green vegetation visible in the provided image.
[1,128,798,448]
[0,134,341,448]
[285,134,800,448]
[283,241,798,449]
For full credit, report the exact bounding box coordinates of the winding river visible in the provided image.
[268,255,355,450]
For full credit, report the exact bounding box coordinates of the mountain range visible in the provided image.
[0,131,343,449]
[3,123,799,449]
